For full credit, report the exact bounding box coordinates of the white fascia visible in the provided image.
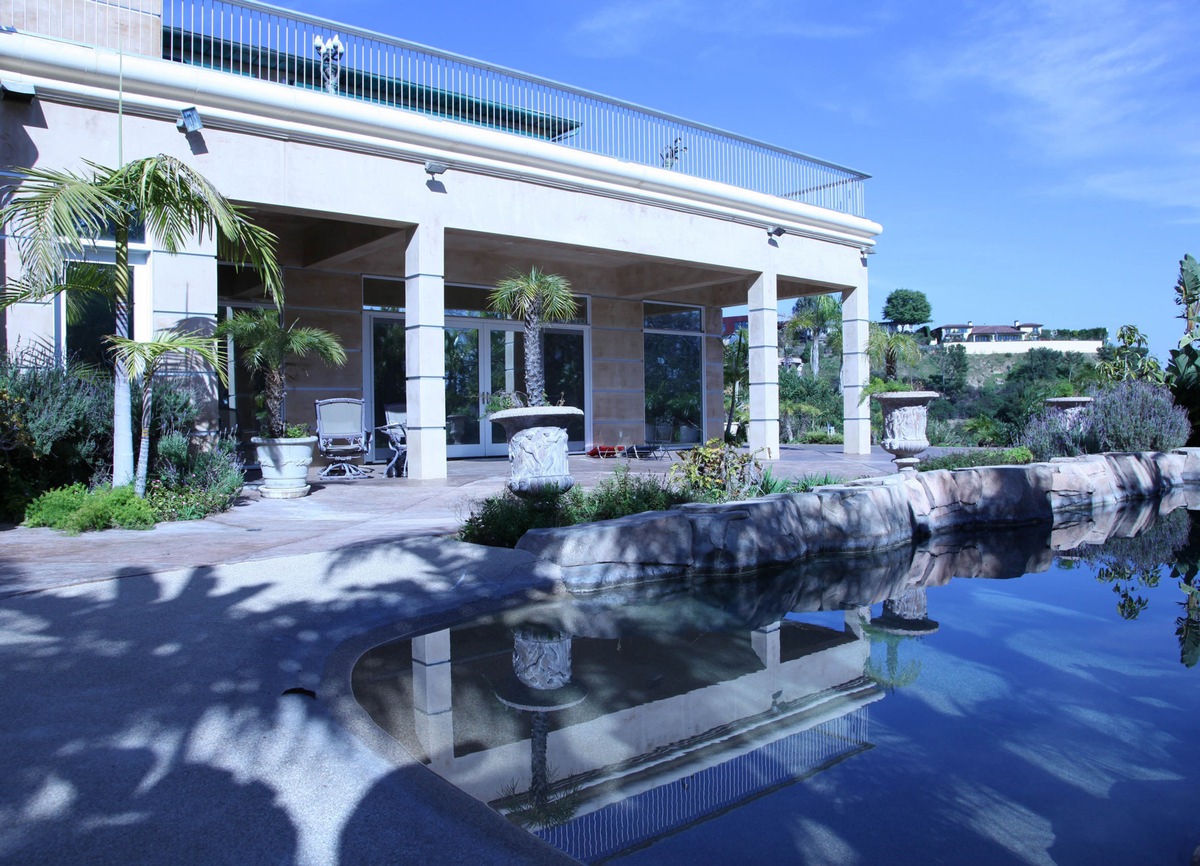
[0,33,882,248]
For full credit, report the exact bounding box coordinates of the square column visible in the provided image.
[842,276,871,455]
[747,270,780,457]
[405,223,448,479]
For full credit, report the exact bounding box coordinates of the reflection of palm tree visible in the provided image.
[861,621,922,692]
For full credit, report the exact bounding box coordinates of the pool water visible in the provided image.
[352,504,1200,865]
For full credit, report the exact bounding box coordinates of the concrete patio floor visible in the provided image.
[0,444,905,866]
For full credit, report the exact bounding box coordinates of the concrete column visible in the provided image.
[405,223,447,479]
[747,270,779,457]
[842,275,870,455]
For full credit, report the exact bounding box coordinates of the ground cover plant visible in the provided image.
[917,447,1034,472]
[460,442,848,548]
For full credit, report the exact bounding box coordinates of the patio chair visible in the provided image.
[377,404,408,478]
[314,398,373,479]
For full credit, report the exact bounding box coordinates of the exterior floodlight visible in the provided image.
[176,107,203,133]
[424,161,449,178]
[767,226,786,238]
[0,80,36,102]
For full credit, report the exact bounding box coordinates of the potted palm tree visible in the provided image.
[487,267,584,495]
[216,309,347,498]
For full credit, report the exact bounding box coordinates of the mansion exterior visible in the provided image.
[0,0,880,478]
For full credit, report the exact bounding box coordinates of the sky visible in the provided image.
[273,0,1198,361]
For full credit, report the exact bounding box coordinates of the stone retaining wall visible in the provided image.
[515,449,1200,591]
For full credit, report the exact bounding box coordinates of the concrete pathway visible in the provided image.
[0,445,904,865]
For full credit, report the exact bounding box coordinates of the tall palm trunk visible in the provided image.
[524,311,545,406]
[112,223,134,486]
[810,333,821,379]
[135,378,153,497]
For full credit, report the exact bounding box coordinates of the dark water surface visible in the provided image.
[352,502,1200,865]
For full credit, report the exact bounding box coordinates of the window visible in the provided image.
[643,302,703,443]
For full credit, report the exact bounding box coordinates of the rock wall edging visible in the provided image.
[515,449,1200,591]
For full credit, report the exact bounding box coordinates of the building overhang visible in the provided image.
[0,32,882,252]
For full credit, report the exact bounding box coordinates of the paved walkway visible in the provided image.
[0,445,901,598]
[0,444,906,866]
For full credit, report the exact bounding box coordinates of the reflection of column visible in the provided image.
[842,278,870,455]
[411,629,454,767]
[751,621,781,668]
[405,222,447,479]
[503,331,517,393]
[748,269,780,457]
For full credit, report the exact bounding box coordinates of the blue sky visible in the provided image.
[275,0,1198,360]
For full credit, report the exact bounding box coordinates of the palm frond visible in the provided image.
[0,165,121,288]
[106,329,226,386]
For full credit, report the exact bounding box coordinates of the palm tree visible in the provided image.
[868,323,921,381]
[107,329,226,497]
[0,155,282,487]
[489,268,577,407]
[215,309,346,438]
[787,295,841,379]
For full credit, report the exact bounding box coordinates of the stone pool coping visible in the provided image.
[516,450,1200,590]
[0,537,576,865]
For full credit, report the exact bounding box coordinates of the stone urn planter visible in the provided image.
[251,435,317,499]
[873,391,939,471]
[488,406,584,496]
[1045,396,1093,425]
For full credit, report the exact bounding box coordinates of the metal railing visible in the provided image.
[2,0,869,216]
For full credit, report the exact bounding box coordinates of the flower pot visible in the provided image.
[488,406,584,496]
[872,391,939,471]
[251,435,317,499]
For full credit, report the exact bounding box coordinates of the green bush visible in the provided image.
[24,484,156,534]
[794,430,844,445]
[669,439,764,502]
[460,466,689,548]
[917,447,1035,472]
[1019,381,1189,460]
[146,432,244,521]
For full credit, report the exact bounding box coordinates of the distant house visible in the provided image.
[930,321,1099,355]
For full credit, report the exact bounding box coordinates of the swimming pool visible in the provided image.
[352,503,1200,864]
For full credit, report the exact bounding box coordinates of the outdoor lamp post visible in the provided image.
[313,35,345,94]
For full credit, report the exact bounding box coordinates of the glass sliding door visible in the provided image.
[368,311,589,460]
[444,325,483,454]
[370,316,407,461]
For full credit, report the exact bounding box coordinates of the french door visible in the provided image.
[368,314,587,459]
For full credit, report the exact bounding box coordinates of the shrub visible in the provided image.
[1085,381,1189,453]
[146,432,244,521]
[458,490,570,548]
[24,484,156,534]
[795,430,844,445]
[560,465,687,524]
[669,439,765,502]
[917,447,1034,472]
[1019,381,1189,460]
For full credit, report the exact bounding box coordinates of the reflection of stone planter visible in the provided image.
[251,436,317,499]
[873,391,939,471]
[677,424,702,444]
[488,406,584,496]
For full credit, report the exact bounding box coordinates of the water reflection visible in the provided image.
[352,497,1200,862]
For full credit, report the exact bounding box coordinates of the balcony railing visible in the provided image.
[4,0,869,216]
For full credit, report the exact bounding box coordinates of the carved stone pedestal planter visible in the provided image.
[488,406,584,496]
[251,435,317,499]
[1045,396,1093,425]
[873,391,939,472]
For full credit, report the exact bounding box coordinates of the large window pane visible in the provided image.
[643,302,701,332]
[445,326,481,446]
[65,263,125,371]
[644,332,702,443]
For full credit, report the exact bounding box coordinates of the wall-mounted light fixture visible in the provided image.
[176,107,203,133]
[424,161,449,179]
[0,80,36,103]
[767,226,786,238]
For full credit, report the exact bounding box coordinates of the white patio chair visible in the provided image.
[314,398,372,479]
[377,404,408,478]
